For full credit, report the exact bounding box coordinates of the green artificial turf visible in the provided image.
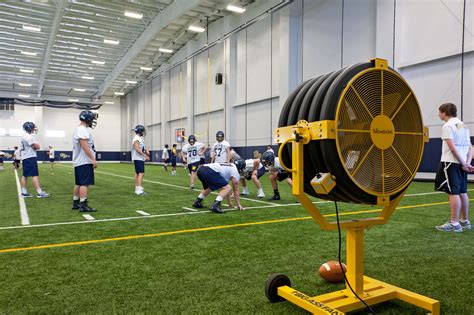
[0,163,472,314]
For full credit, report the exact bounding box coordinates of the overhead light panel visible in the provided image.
[140,66,153,71]
[91,60,105,65]
[126,80,137,84]
[188,25,205,33]
[21,50,37,56]
[19,83,32,87]
[124,11,143,19]
[104,39,120,45]
[82,75,94,80]
[73,88,86,92]
[114,92,125,96]
[68,98,79,102]
[159,48,173,53]
[22,25,41,32]
[105,101,115,104]
[226,4,246,13]
[18,94,30,98]
[20,68,34,73]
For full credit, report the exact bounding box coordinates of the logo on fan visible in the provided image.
[372,128,393,134]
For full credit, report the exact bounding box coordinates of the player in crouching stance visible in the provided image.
[261,151,292,200]
[72,111,98,212]
[240,152,266,198]
[132,125,150,195]
[192,160,246,214]
[181,135,207,189]
[20,122,49,198]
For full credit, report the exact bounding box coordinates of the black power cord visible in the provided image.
[334,201,375,314]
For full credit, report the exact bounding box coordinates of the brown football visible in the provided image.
[319,260,347,283]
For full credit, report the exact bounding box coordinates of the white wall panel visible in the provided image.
[193,111,224,145]
[151,77,161,124]
[136,85,145,124]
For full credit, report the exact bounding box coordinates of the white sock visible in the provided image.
[216,196,223,202]
[36,188,42,194]
[450,221,460,226]
[73,196,79,201]
[80,197,87,202]
[243,187,249,193]
[257,188,263,194]
[135,186,140,191]
[198,193,205,200]
[21,188,27,194]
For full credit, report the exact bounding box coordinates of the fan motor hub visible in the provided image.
[369,115,395,150]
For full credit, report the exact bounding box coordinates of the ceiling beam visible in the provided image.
[96,0,203,97]
[37,0,68,98]
[0,90,92,103]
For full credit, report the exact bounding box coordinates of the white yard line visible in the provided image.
[136,210,151,216]
[14,169,30,225]
[182,207,198,212]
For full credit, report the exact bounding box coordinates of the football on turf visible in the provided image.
[319,260,347,283]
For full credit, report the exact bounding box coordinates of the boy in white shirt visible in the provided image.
[162,144,169,172]
[13,146,21,169]
[211,131,231,163]
[20,122,49,198]
[72,111,98,212]
[435,103,473,232]
[48,145,55,169]
[132,125,150,195]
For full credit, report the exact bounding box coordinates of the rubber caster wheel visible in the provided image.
[265,273,291,303]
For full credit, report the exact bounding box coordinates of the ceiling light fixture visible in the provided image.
[19,83,32,87]
[124,11,143,19]
[18,94,30,98]
[226,4,246,13]
[82,75,94,80]
[91,60,105,65]
[188,25,205,33]
[22,25,41,32]
[73,88,86,92]
[158,48,173,53]
[20,68,34,73]
[140,66,153,71]
[114,92,125,96]
[68,98,79,102]
[104,39,120,45]
[21,50,37,56]
[105,101,115,104]
[126,80,137,84]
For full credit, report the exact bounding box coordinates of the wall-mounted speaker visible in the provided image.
[215,73,223,85]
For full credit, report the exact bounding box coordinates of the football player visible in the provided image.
[20,122,49,198]
[170,144,178,175]
[71,111,98,212]
[240,151,266,198]
[162,144,169,171]
[181,135,207,189]
[132,125,150,195]
[211,131,231,163]
[192,160,246,213]
[261,151,292,200]
[13,146,21,169]
[48,145,55,169]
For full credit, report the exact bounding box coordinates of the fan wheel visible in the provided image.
[278,59,425,205]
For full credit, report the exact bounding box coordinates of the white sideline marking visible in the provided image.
[82,214,95,221]
[14,169,30,225]
[136,210,150,216]
[182,207,198,212]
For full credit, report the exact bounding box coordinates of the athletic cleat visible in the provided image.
[256,192,265,198]
[268,194,281,200]
[79,203,97,213]
[192,199,204,209]
[209,201,224,214]
[72,200,80,210]
[37,192,50,198]
[189,185,195,190]
[460,220,471,230]
[241,190,249,196]
[435,222,462,232]
[21,193,33,198]
[135,191,146,196]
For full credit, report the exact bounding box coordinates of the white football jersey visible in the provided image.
[212,140,231,163]
[243,159,263,178]
[441,117,471,163]
[14,149,21,160]
[182,142,204,164]
[48,149,55,159]
[72,125,95,167]
[131,135,146,161]
[21,133,38,160]
[206,162,240,182]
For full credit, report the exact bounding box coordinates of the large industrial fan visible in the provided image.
[265,59,439,314]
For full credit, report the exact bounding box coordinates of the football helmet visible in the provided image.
[22,122,37,134]
[188,134,196,145]
[261,151,275,168]
[79,110,98,128]
[134,124,146,136]
[234,159,246,174]
[216,130,224,142]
